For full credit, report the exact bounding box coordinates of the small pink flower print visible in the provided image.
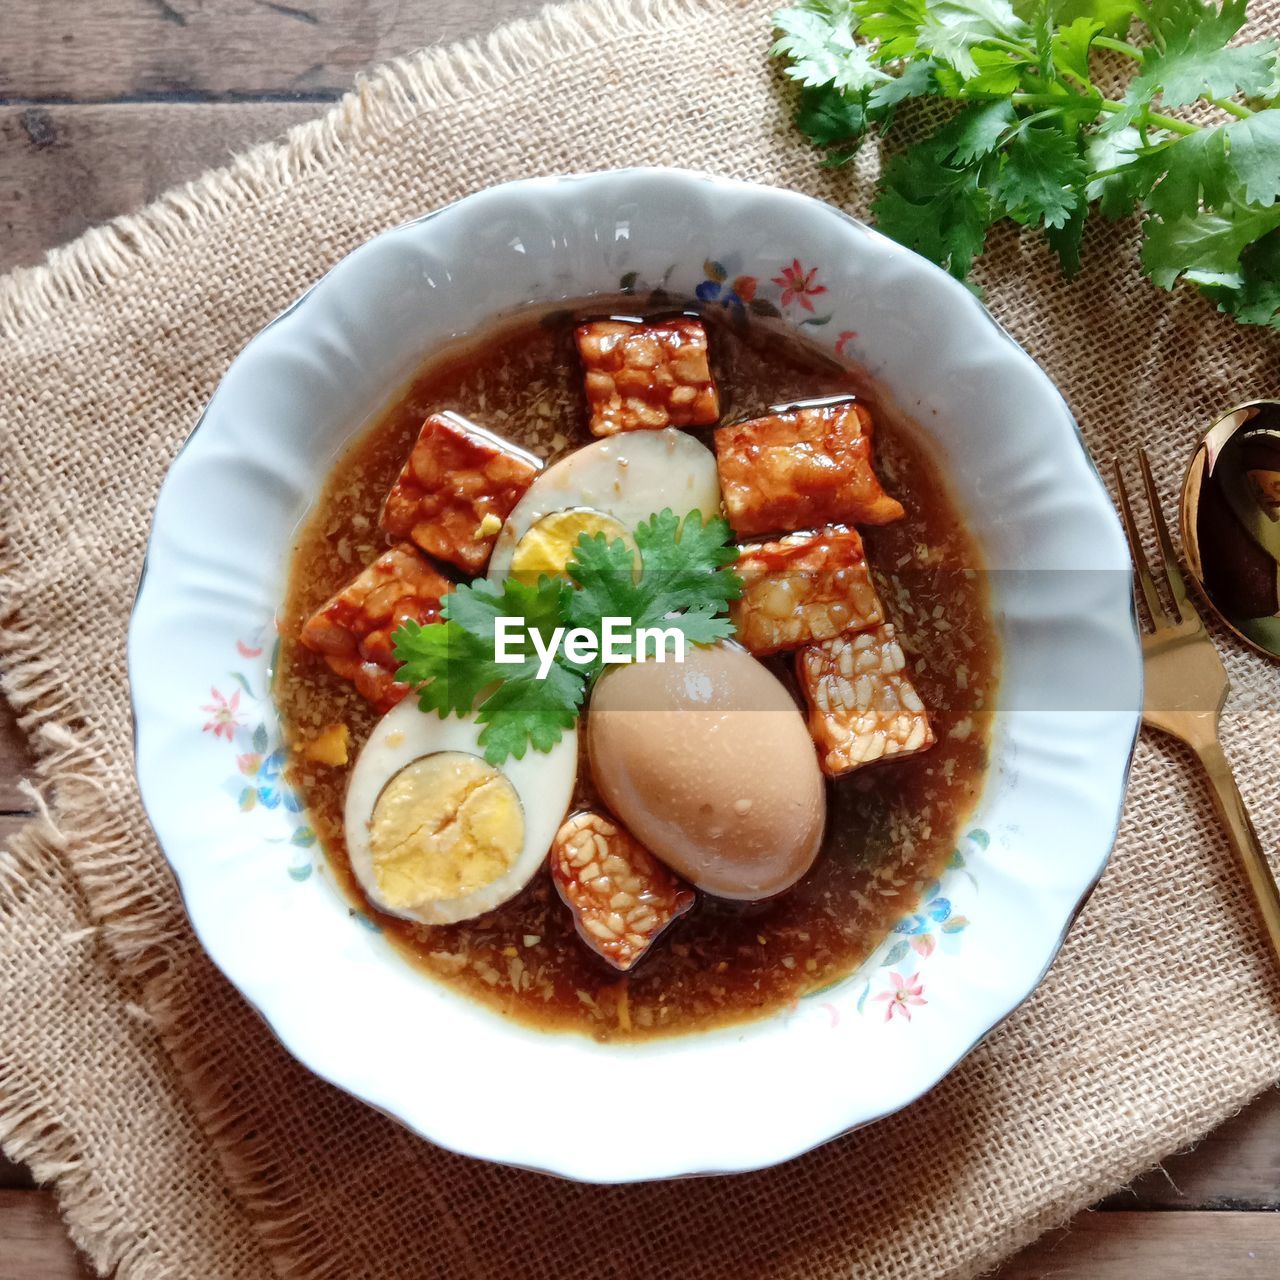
[873,971,927,1023]
[236,639,264,658]
[771,258,828,312]
[835,329,858,356]
[201,688,242,741]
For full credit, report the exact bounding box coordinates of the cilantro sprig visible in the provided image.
[391,510,742,764]
[772,0,1280,326]
[567,508,743,653]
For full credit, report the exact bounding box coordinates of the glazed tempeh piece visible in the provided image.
[381,412,541,574]
[730,525,884,655]
[797,623,934,776]
[550,811,695,971]
[576,317,720,436]
[714,400,904,536]
[300,544,451,712]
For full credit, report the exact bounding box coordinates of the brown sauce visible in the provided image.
[276,300,999,1041]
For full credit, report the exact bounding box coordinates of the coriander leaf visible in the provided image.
[393,619,497,718]
[441,574,573,659]
[1017,0,1131,36]
[1046,202,1087,275]
[1137,127,1230,220]
[1085,126,1148,218]
[770,0,1280,330]
[991,125,1087,229]
[563,530,643,661]
[773,5,891,91]
[1051,15,1102,85]
[1226,110,1280,207]
[794,83,870,155]
[945,99,1016,163]
[854,0,930,60]
[1219,232,1280,325]
[673,607,739,646]
[867,56,940,114]
[635,509,741,604]
[565,509,742,659]
[1141,204,1280,289]
[474,667,584,763]
[915,0,1030,78]
[946,45,1028,95]
[393,575,587,765]
[962,45,1029,93]
[1156,37,1277,110]
[1255,59,1280,105]
[873,139,994,279]
[1109,0,1277,132]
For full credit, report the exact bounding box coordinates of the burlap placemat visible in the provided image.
[2,1,1279,1276]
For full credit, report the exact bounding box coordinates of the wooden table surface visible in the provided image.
[2,3,1278,1276]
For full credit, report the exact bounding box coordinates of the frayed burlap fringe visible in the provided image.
[0,4,755,1275]
[0,0,718,340]
[0,804,160,1280]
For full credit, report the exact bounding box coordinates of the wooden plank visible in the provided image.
[0,1192,95,1279]
[0,0,540,103]
[0,1155,35,1191]
[0,103,316,273]
[0,698,35,813]
[0,1193,1276,1280]
[1102,1088,1280,1210]
[996,1211,1280,1279]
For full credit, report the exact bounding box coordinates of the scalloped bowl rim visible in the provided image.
[129,168,1141,1182]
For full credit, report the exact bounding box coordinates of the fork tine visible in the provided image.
[1137,446,1195,624]
[1113,458,1169,629]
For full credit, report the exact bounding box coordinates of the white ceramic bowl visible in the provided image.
[129,169,1141,1181]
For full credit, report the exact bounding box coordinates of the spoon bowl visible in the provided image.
[1181,400,1280,660]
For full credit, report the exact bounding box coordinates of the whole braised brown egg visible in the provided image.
[587,642,827,899]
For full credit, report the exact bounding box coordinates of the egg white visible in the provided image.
[487,429,722,582]
[344,698,578,925]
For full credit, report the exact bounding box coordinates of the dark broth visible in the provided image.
[276,300,998,1041]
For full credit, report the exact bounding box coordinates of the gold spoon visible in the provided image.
[1181,400,1280,660]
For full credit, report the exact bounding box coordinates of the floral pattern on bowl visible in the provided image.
[130,169,1141,1182]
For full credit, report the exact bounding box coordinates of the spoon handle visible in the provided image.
[1195,739,1280,968]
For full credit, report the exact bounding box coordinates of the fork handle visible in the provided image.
[1195,740,1280,968]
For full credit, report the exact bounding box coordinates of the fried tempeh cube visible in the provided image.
[381,412,541,574]
[797,623,934,776]
[575,317,720,436]
[299,544,451,712]
[714,400,904,536]
[730,525,885,655]
[550,811,695,971]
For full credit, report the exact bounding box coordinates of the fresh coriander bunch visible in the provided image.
[392,510,742,764]
[771,0,1280,326]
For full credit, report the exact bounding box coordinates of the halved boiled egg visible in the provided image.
[344,698,577,924]
[487,428,721,582]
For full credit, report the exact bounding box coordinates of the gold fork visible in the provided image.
[1115,448,1280,967]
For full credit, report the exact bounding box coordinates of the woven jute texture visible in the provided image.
[2,1,1279,1276]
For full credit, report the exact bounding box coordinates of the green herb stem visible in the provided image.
[1092,36,1253,119]
[1213,98,1255,120]
[1008,91,1099,110]
[1003,91,1201,137]
[1093,36,1144,63]
[772,0,1280,329]
[1097,100,1202,136]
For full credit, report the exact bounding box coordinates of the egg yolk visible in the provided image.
[369,752,524,908]
[509,508,632,581]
